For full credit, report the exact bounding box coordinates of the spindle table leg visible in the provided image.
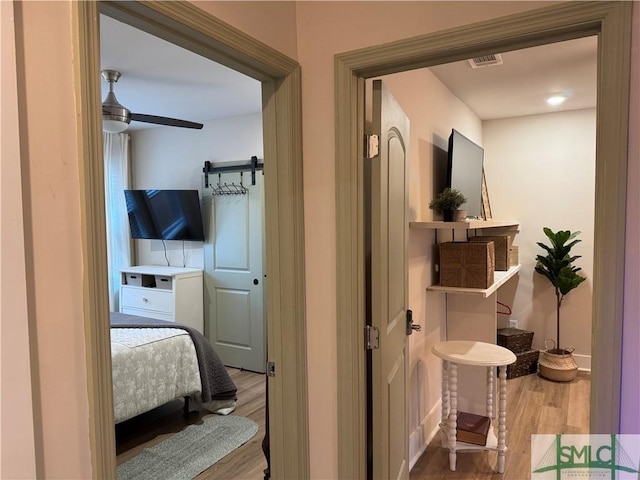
[448,362,458,471]
[497,365,508,473]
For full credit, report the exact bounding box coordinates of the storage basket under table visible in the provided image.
[506,349,539,379]
[497,328,538,379]
[497,327,534,353]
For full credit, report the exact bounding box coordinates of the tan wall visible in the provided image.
[8,1,91,478]
[1,1,37,478]
[192,1,299,61]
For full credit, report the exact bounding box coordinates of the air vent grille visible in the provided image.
[468,54,503,69]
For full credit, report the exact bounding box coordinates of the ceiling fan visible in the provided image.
[101,69,204,133]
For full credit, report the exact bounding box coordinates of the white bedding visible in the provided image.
[111,328,235,423]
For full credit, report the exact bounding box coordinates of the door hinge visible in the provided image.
[365,134,379,159]
[266,361,276,377]
[365,325,380,350]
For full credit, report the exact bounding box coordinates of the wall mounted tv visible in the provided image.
[447,129,485,219]
[124,189,205,241]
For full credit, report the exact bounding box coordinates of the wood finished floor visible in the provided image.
[115,367,267,480]
[116,369,589,480]
[410,371,591,480]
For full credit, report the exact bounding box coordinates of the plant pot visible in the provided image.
[538,340,578,382]
[443,210,466,222]
[453,209,467,222]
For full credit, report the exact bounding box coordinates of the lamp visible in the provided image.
[101,70,131,133]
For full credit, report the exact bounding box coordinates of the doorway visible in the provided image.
[73,2,308,477]
[336,2,631,478]
[99,11,268,373]
[367,34,597,473]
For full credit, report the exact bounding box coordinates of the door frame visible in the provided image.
[71,2,308,478]
[335,2,631,477]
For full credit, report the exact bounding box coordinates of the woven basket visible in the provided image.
[506,349,539,379]
[497,327,534,354]
[538,340,578,382]
[439,241,495,289]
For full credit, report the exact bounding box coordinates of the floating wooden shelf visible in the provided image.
[427,265,522,298]
[410,220,519,230]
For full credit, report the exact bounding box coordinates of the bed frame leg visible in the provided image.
[183,396,190,417]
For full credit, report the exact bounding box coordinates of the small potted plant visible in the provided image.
[534,227,586,382]
[429,188,468,221]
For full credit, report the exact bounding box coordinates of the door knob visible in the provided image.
[253,278,259,285]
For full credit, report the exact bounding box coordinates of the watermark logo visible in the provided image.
[531,434,640,479]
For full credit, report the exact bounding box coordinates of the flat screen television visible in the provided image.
[447,129,485,219]
[124,189,205,241]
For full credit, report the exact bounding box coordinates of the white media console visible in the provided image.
[119,265,204,333]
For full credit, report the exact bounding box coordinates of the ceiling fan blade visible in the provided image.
[130,113,203,130]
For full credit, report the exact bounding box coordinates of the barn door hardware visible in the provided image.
[203,155,264,189]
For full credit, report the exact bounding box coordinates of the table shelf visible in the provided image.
[410,220,519,230]
[450,424,500,452]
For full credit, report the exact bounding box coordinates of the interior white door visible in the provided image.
[368,79,410,479]
[204,171,265,373]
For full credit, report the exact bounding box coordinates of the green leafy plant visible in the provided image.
[429,188,467,212]
[535,227,586,351]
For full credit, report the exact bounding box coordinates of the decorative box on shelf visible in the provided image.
[509,245,519,267]
[470,235,512,271]
[439,241,495,289]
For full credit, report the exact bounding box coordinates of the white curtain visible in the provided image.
[103,132,132,311]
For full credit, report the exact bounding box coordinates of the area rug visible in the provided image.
[117,415,259,480]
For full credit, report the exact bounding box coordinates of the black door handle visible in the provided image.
[253,278,259,285]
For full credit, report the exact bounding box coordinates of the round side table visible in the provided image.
[432,340,516,473]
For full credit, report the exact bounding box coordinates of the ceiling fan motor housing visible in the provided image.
[102,92,131,124]
[102,69,131,128]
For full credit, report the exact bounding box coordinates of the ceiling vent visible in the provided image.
[468,54,503,69]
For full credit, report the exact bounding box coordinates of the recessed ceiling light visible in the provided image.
[546,95,567,106]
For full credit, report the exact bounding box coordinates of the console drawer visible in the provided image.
[121,287,173,314]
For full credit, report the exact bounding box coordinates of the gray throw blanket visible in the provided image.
[110,312,237,402]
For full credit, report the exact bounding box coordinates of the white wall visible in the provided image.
[483,109,596,366]
[379,69,483,467]
[130,112,263,268]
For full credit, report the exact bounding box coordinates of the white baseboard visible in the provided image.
[573,353,591,372]
[409,399,441,470]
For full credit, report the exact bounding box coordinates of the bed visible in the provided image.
[110,312,237,424]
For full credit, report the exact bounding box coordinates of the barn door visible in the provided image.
[204,171,265,373]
